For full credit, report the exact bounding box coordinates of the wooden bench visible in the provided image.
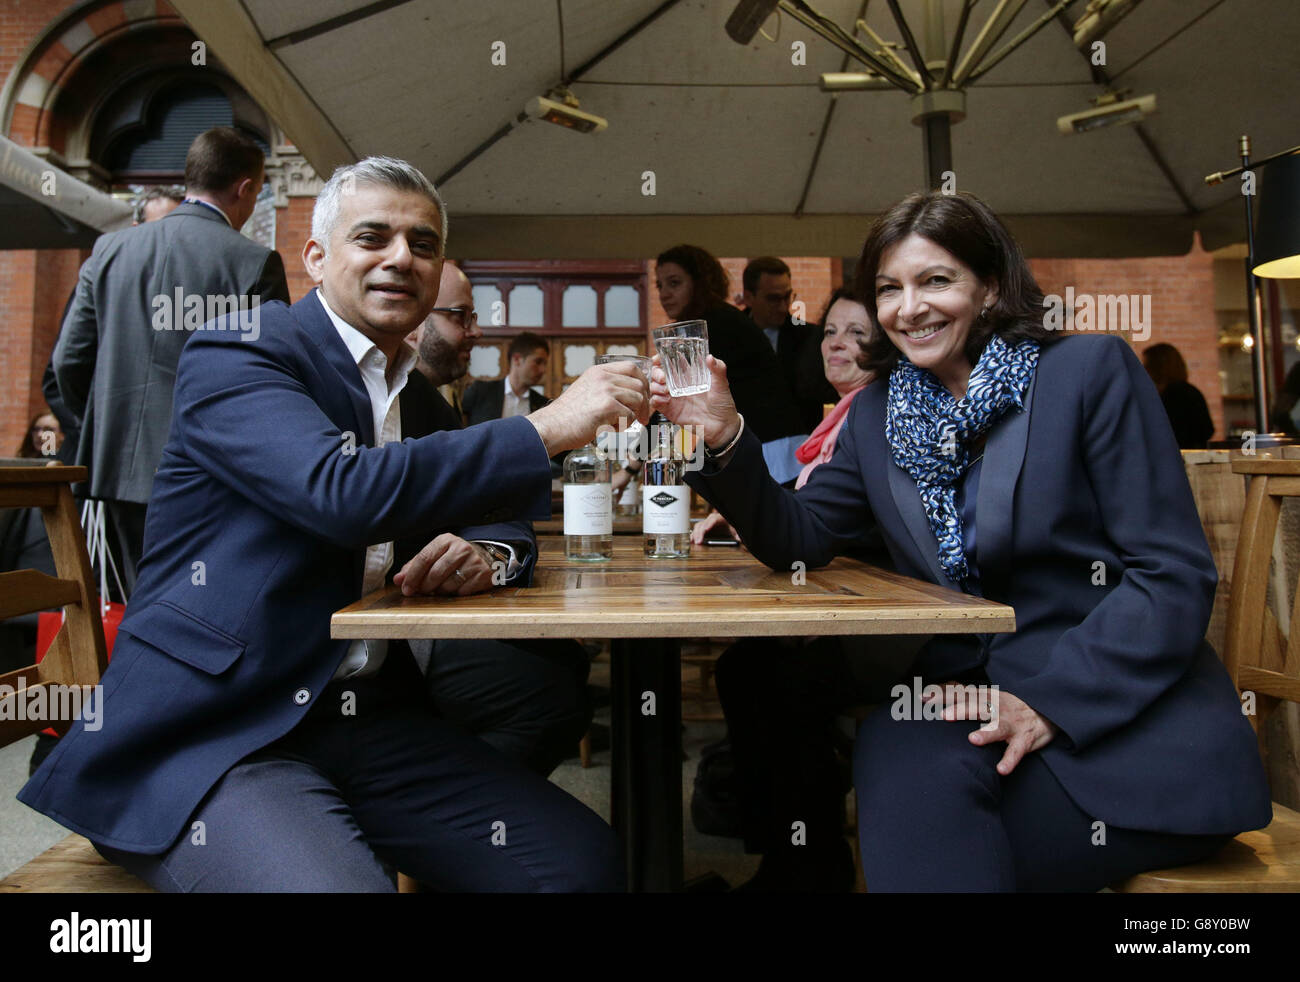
[0,466,149,893]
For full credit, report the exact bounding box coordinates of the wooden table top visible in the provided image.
[332,537,1015,641]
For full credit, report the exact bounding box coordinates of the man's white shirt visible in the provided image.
[317,290,521,679]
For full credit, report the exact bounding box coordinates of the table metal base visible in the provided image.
[609,637,684,893]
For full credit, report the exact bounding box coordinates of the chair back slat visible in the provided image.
[1238,667,1300,703]
[0,467,105,752]
[1228,456,1300,713]
[0,570,82,620]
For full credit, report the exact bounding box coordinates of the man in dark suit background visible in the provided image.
[742,256,835,434]
[51,127,290,596]
[461,331,551,425]
[404,262,592,775]
[407,260,481,428]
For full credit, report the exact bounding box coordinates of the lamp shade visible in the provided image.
[1254,151,1300,278]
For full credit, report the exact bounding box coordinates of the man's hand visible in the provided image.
[393,533,496,597]
[526,362,649,458]
[649,354,741,449]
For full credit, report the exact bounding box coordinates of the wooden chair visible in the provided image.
[0,466,150,893]
[1115,455,1300,892]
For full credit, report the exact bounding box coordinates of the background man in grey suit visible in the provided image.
[52,126,290,596]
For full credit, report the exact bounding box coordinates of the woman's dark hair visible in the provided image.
[17,410,57,459]
[655,244,729,319]
[1141,342,1189,389]
[853,191,1053,379]
[818,283,859,331]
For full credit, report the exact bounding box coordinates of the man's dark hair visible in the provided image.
[854,190,1055,380]
[134,185,185,223]
[743,256,791,294]
[508,332,549,361]
[185,127,266,193]
[655,244,729,319]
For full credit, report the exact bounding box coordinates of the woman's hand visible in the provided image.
[690,510,739,545]
[649,354,740,449]
[924,683,1059,776]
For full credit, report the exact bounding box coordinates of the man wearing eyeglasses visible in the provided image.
[408,262,481,428]
[402,261,592,778]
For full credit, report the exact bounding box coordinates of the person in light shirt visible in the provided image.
[462,332,552,424]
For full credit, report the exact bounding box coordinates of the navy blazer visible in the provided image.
[688,335,1271,836]
[20,292,553,852]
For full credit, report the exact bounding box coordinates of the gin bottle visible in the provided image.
[641,413,690,558]
[563,442,613,561]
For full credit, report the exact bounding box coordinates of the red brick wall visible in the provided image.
[1,0,97,452]
[0,252,37,454]
[1029,236,1222,441]
[278,196,313,302]
[0,0,77,100]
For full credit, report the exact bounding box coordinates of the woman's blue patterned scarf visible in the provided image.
[885,333,1039,586]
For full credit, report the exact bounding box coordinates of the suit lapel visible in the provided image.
[299,289,375,446]
[885,457,949,584]
[973,372,1036,575]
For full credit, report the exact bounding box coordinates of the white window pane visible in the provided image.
[509,284,544,326]
[605,285,640,327]
[469,346,503,378]
[604,343,639,357]
[472,285,505,327]
[562,285,597,327]
[564,344,597,377]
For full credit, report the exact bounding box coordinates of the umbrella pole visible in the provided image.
[1241,135,1271,434]
[922,115,952,190]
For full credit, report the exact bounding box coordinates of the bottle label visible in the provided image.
[642,484,688,534]
[564,483,612,535]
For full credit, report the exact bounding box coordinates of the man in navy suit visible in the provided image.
[20,157,648,891]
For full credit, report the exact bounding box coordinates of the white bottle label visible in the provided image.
[642,485,688,534]
[564,483,612,535]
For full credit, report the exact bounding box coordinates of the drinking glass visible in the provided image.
[652,320,710,396]
[595,353,652,379]
[595,353,651,461]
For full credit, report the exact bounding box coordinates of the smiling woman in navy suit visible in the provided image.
[651,191,1272,891]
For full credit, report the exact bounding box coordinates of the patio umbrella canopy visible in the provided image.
[169,0,1298,257]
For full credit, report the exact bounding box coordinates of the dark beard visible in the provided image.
[418,331,466,385]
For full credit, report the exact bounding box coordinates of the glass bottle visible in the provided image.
[563,441,614,561]
[641,413,690,558]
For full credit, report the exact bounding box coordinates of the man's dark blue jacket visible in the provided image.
[20,291,553,853]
